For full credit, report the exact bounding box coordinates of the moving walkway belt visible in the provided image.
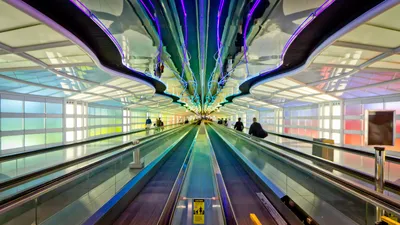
[0,124,182,205]
[0,125,192,225]
[206,125,301,225]
[210,124,400,225]
[83,126,199,225]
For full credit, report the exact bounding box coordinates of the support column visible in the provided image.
[374,146,385,223]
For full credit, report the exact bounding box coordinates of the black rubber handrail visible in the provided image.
[0,125,190,214]
[226,125,400,194]
[0,125,188,205]
[211,124,400,215]
[265,130,400,163]
[82,126,196,225]
[0,124,181,162]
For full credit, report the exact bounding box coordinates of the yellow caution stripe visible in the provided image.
[250,213,262,225]
[382,216,400,225]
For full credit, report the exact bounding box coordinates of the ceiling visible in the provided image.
[1,0,398,116]
[0,1,190,116]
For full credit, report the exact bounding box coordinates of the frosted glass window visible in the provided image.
[324,119,330,129]
[25,134,45,146]
[66,118,75,128]
[332,133,340,144]
[77,130,82,140]
[77,118,82,128]
[46,103,62,114]
[66,104,74,115]
[1,99,23,113]
[323,132,330,139]
[1,118,23,131]
[324,105,330,116]
[46,132,62,144]
[332,105,341,116]
[89,107,95,115]
[25,101,45,113]
[345,104,362,116]
[46,118,62,129]
[332,119,341,130]
[66,131,74,142]
[25,118,45,130]
[385,101,400,114]
[95,108,101,115]
[1,135,23,150]
[77,105,82,115]
[364,103,383,110]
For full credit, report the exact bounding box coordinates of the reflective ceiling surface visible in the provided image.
[1,0,399,116]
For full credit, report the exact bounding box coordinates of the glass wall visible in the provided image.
[87,103,123,139]
[258,102,342,144]
[344,97,400,151]
[0,94,63,154]
[0,96,182,154]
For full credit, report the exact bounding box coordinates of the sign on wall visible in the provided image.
[364,110,396,146]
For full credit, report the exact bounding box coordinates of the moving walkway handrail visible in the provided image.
[83,126,196,225]
[0,124,182,162]
[226,125,400,192]
[0,124,187,193]
[157,126,201,224]
[0,125,190,216]
[211,124,400,216]
[244,126,400,163]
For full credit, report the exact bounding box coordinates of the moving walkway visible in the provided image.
[1,122,399,225]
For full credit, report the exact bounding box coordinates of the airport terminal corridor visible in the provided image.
[0,0,400,224]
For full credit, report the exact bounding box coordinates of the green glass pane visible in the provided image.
[1,118,23,131]
[25,133,45,146]
[25,118,45,130]
[46,103,62,114]
[1,99,23,113]
[46,132,62,144]
[46,118,62,129]
[101,127,107,134]
[89,129,95,137]
[25,101,45,113]
[1,135,23,150]
[116,126,122,132]
[95,108,101,115]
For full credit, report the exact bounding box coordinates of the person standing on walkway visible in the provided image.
[145,117,152,130]
[234,118,244,132]
[249,117,268,138]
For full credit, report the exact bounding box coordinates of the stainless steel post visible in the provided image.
[374,147,385,222]
[130,140,143,169]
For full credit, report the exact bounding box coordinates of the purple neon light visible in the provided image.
[138,0,156,21]
[179,0,188,61]
[216,0,225,75]
[243,0,261,75]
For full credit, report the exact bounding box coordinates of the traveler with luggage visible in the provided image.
[249,117,268,138]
